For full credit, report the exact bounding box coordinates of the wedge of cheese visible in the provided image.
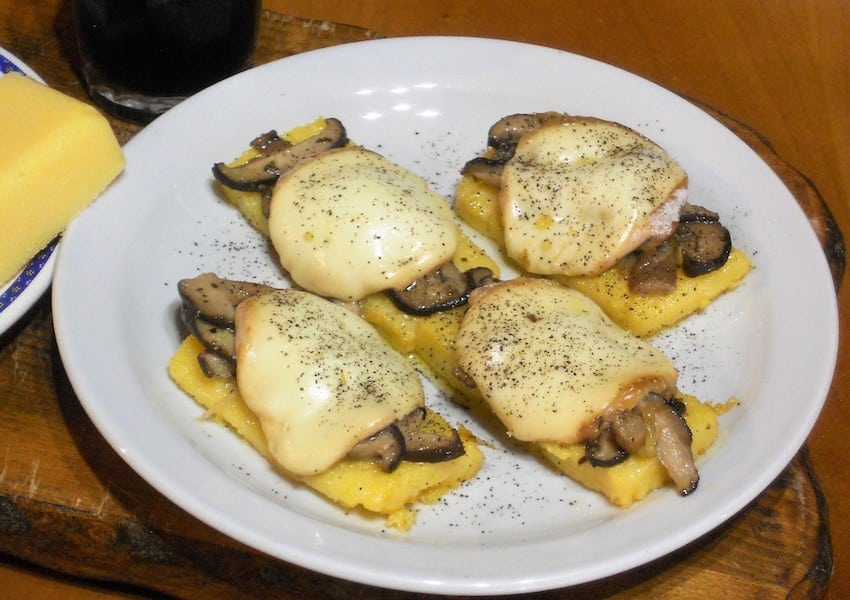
[0,73,125,285]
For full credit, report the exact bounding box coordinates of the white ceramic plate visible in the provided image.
[52,37,838,595]
[0,48,58,336]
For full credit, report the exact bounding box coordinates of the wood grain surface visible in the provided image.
[1,1,847,598]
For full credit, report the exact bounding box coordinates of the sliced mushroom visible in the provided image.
[610,409,648,454]
[462,112,565,186]
[387,263,496,316]
[640,393,699,496]
[395,407,466,463]
[179,272,276,326]
[197,351,235,378]
[486,111,562,149]
[678,203,720,223]
[676,219,732,277]
[346,408,466,472]
[178,273,277,374]
[466,266,498,288]
[585,418,629,467]
[346,424,406,473]
[675,204,732,277]
[211,117,349,192]
[249,130,291,155]
[626,239,678,296]
[460,156,506,188]
[260,187,273,219]
[181,305,236,361]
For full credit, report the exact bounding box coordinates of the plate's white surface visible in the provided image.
[0,48,57,336]
[52,37,838,595]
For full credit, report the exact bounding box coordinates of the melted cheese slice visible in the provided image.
[500,117,687,277]
[456,278,678,444]
[268,146,458,301]
[235,289,424,476]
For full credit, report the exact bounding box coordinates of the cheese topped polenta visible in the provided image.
[268,146,458,301]
[500,117,687,277]
[235,289,424,476]
[456,278,678,444]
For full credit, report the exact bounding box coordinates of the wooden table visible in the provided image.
[2,1,848,597]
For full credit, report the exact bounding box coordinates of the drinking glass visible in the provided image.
[73,0,261,123]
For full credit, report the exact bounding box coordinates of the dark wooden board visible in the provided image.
[0,6,841,598]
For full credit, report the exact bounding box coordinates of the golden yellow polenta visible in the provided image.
[455,173,753,337]
[169,335,483,530]
[362,286,721,507]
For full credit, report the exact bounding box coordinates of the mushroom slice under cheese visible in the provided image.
[235,289,425,476]
[500,116,688,277]
[455,278,678,445]
[268,146,458,302]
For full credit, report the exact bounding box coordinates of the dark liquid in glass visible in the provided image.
[74,0,260,119]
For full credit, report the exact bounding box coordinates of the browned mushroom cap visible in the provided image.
[211,118,348,192]
[640,393,699,496]
[460,156,506,188]
[346,424,406,472]
[626,239,678,296]
[584,418,629,467]
[346,408,466,472]
[461,112,565,186]
[675,204,732,277]
[178,273,277,373]
[387,263,497,316]
[395,407,466,463]
[178,272,276,326]
[486,112,563,149]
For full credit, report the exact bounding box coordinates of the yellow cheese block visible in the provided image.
[0,73,125,286]
[455,173,752,337]
[169,335,483,530]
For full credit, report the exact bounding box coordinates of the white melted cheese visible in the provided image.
[500,117,688,277]
[456,278,678,444]
[234,289,424,476]
[268,146,458,302]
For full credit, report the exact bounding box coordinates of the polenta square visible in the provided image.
[455,173,752,337]
[363,288,722,507]
[169,335,483,530]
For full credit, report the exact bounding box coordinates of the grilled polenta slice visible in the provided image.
[169,335,482,530]
[365,285,721,507]
[455,162,753,338]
